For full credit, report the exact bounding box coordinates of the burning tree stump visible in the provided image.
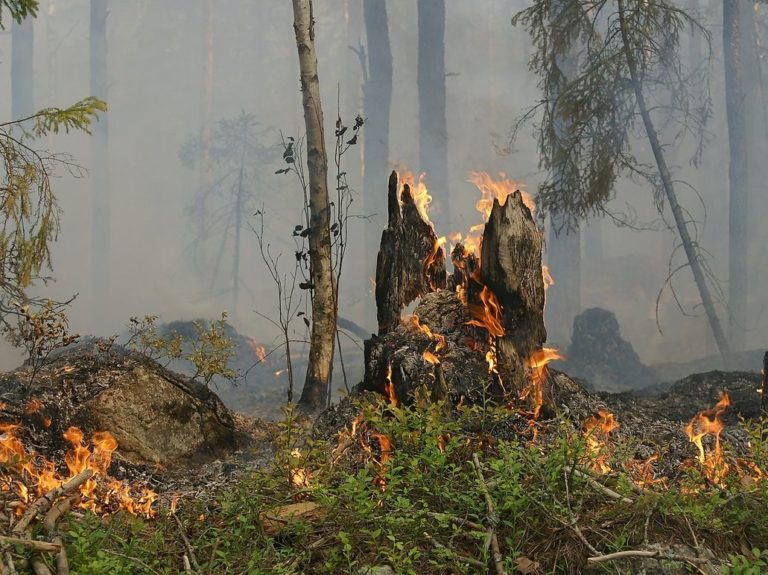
[365,172,551,413]
[376,171,446,334]
[479,192,547,397]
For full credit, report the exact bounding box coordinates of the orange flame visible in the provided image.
[466,285,505,338]
[583,409,619,473]
[686,393,731,484]
[245,338,267,362]
[522,348,564,418]
[384,364,398,407]
[0,423,157,517]
[400,171,434,227]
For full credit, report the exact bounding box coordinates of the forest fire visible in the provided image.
[400,171,434,227]
[0,422,157,518]
[686,393,731,484]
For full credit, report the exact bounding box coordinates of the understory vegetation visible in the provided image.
[51,397,768,574]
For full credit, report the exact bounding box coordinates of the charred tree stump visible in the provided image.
[365,171,550,412]
[480,193,547,398]
[375,170,446,334]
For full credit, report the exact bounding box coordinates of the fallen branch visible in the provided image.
[587,549,707,565]
[174,513,201,573]
[566,468,633,504]
[43,496,75,575]
[30,556,52,575]
[471,453,507,575]
[0,537,61,553]
[13,470,93,535]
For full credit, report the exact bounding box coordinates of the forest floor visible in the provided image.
[1,351,767,574]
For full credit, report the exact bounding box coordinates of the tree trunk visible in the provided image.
[545,0,581,349]
[292,0,337,413]
[724,0,749,352]
[546,222,580,348]
[617,0,731,363]
[11,14,34,120]
[232,150,245,318]
[90,0,110,324]
[200,0,214,194]
[417,0,449,228]
[363,0,393,292]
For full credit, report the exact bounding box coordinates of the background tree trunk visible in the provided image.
[417,0,449,228]
[363,0,393,320]
[200,0,214,195]
[292,0,337,413]
[724,0,749,351]
[90,0,110,324]
[11,14,34,120]
[618,0,731,363]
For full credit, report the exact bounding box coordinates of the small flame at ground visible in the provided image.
[384,364,398,407]
[583,409,619,473]
[0,423,157,517]
[686,393,731,484]
[522,348,564,418]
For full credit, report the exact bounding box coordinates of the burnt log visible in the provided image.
[375,171,446,334]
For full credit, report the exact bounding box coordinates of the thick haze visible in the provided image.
[0,0,765,375]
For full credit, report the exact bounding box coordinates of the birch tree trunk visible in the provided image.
[291,0,337,412]
[90,0,110,322]
[724,0,748,351]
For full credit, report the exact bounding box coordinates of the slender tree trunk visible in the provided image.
[545,0,581,349]
[724,0,749,351]
[417,0,449,227]
[11,14,34,120]
[618,0,731,363]
[232,150,245,318]
[200,0,214,194]
[363,0,392,288]
[90,0,110,323]
[547,222,580,348]
[292,0,337,412]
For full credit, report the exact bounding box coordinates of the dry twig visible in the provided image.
[13,470,93,535]
[174,513,201,573]
[471,453,507,575]
[0,537,60,553]
[587,549,707,565]
[423,532,487,569]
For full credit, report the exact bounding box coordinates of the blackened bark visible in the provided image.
[724,0,749,351]
[417,0,449,227]
[375,171,446,335]
[292,0,337,413]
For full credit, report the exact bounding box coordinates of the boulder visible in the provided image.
[0,341,239,470]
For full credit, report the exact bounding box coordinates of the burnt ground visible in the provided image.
[0,341,762,510]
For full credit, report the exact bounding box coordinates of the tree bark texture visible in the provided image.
[480,194,547,395]
[617,0,731,363]
[292,0,337,412]
[11,14,34,120]
[417,0,450,228]
[375,171,446,335]
[723,0,749,351]
[90,0,110,321]
[363,0,393,282]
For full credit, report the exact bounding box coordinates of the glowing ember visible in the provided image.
[0,423,157,517]
[522,348,564,418]
[686,393,731,484]
[583,409,619,473]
